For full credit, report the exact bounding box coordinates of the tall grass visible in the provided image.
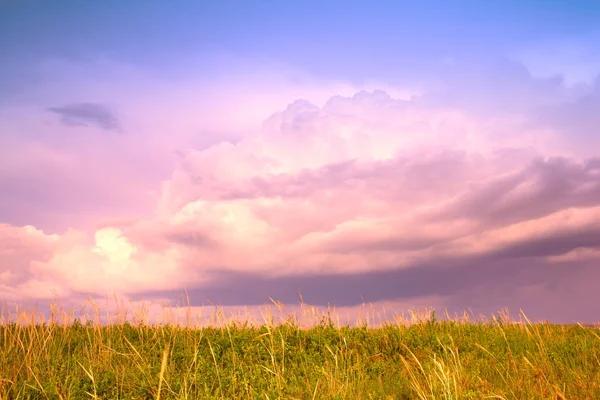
[0,298,599,399]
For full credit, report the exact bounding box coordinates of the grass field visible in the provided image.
[1,299,599,399]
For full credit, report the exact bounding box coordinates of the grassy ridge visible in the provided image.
[1,305,599,399]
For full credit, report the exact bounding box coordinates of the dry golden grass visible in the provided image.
[0,295,598,399]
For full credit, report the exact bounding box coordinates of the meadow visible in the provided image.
[1,299,599,399]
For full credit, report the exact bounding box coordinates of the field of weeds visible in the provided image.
[1,299,599,399]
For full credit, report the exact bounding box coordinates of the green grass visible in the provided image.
[1,300,599,399]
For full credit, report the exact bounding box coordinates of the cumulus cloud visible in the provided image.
[2,56,600,323]
[0,224,60,300]
[0,56,418,234]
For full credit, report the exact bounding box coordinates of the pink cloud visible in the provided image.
[2,58,600,323]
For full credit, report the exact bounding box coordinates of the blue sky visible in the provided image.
[2,0,600,88]
[2,0,600,323]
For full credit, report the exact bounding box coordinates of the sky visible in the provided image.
[1,0,600,324]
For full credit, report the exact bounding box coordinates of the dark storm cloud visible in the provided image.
[490,226,600,260]
[130,154,600,323]
[133,254,600,323]
[432,156,600,229]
